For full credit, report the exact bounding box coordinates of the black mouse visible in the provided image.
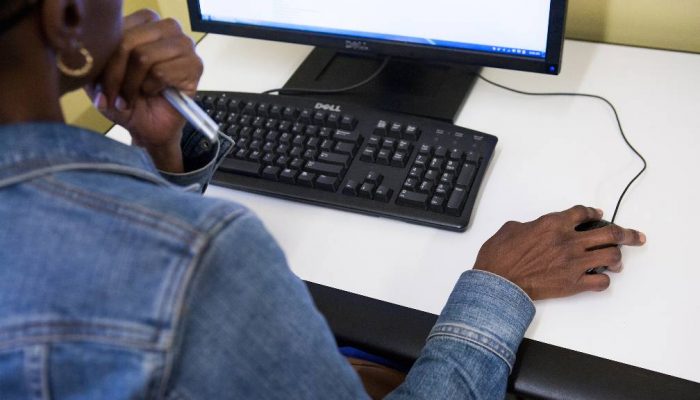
[575,219,612,274]
[575,219,611,232]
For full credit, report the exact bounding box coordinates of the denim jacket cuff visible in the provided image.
[159,129,234,193]
[429,269,535,372]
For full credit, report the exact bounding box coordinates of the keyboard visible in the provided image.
[192,91,498,232]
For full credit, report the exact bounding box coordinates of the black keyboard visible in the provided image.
[193,91,498,232]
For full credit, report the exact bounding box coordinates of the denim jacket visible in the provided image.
[0,123,535,399]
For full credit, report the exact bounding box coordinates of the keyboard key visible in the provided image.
[262,166,280,181]
[389,122,403,138]
[316,175,340,192]
[414,154,429,167]
[306,137,320,149]
[434,146,448,158]
[234,148,248,159]
[303,149,317,160]
[359,183,375,199]
[445,160,460,173]
[334,129,361,143]
[313,111,327,125]
[360,147,376,162]
[297,171,316,187]
[305,161,344,177]
[374,186,393,202]
[391,152,407,167]
[365,171,382,185]
[257,103,270,116]
[424,169,440,183]
[305,125,319,137]
[326,113,341,128]
[269,104,283,118]
[418,144,432,155]
[374,120,389,136]
[456,164,477,188]
[430,158,445,171]
[279,121,292,132]
[318,151,350,167]
[404,125,421,140]
[446,186,468,216]
[289,146,303,158]
[299,109,313,123]
[219,159,262,177]
[289,158,305,170]
[276,156,290,168]
[440,173,455,185]
[409,166,424,180]
[335,142,356,156]
[377,149,392,165]
[340,115,357,130]
[262,153,276,165]
[435,183,451,197]
[228,99,244,111]
[450,149,464,161]
[466,151,480,164]
[242,101,257,115]
[403,177,418,190]
[397,140,412,153]
[320,139,334,152]
[418,181,434,194]
[367,136,381,147]
[248,150,262,162]
[280,168,298,184]
[382,138,397,150]
[430,196,446,212]
[397,190,429,209]
[343,180,360,196]
[282,107,298,120]
[319,127,334,139]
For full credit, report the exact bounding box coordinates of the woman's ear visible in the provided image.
[39,0,86,56]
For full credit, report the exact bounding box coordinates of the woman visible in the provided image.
[0,1,645,399]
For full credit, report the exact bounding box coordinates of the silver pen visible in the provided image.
[162,88,219,144]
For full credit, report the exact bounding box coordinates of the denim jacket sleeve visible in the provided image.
[158,128,234,193]
[164,202,535,399]
[386,270,535,400]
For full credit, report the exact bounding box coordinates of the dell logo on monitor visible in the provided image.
[345,40,369,51]
[315,103,342,113]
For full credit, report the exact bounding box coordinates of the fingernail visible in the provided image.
[115,96,128,111]
[639,232,647,244]
[93,92,107,111]
[595,208,604,216]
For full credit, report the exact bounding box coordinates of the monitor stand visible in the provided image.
[282,48,481,123]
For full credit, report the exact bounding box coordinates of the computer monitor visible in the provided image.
[187,0,568,121]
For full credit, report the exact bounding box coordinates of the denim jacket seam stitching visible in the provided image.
[468,270,536,306]
[156,208,251,398]
[29,177,199,240]
[0,334,165,352]
[429,324,516,370]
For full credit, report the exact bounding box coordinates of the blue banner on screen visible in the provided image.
[199,0,550,59]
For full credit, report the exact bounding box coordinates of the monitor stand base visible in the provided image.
[282,48,481,123]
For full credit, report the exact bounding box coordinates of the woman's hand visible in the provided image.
[88,9,204,173]
[474,206,646,301]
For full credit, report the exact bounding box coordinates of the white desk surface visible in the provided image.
[107,35,700,383]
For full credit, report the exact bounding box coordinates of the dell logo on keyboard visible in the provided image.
[315,103,342,113]
[345,40,369,51]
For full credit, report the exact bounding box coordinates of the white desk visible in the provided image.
[108,35,700,383]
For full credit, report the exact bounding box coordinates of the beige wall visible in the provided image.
[567,0,700,53]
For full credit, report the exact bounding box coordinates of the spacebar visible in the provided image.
[219,158,262,177]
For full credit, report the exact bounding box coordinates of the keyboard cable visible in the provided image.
[476,74,648,224]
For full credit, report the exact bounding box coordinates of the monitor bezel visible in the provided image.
[187,0,568,75]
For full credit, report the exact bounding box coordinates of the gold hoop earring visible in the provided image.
[57,46,94,78]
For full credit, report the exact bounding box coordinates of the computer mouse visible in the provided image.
[575,219,611,232]
[575,219,612,274]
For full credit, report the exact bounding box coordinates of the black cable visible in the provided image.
[262,56,391,96]
[476,74,647,224]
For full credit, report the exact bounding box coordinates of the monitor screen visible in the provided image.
[198,0,552,60]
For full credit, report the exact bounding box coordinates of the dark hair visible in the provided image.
[0,0,40,35]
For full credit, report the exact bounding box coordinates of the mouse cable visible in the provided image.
[476,74,647,224]
[262,56,392,96]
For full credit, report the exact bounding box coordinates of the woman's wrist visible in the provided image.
[137,139,184,173]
